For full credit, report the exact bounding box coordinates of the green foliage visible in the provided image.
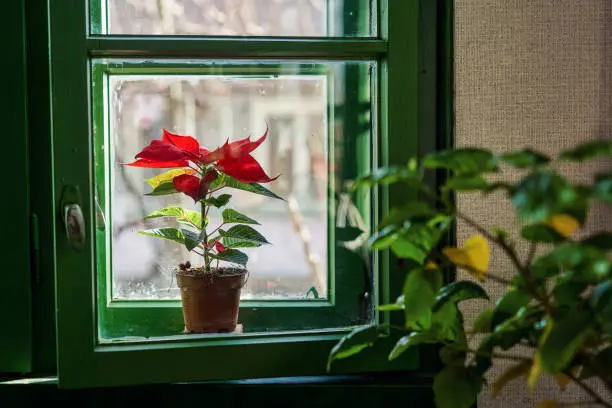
[203,193,232,208]
[500,149,550,168]
[327,324,382,371]
[327,139,612,407]
[221,208,259,225]
[433,281,489,312]
[212,175,285,200]
[433,366,483,408]
[219,225,270,246]
[145,206,204,229]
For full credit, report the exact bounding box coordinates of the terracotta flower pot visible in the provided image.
[176,267,248,333]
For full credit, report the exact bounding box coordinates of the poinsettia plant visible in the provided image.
[328,140,612,408]
[125,127,282,271]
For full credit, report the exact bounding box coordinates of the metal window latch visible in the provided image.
[95,187,106,232]
[60,185,86,251]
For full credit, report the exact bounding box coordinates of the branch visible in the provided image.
[455,210,552,312]
[566,372,612,408]
[525,242,537,267]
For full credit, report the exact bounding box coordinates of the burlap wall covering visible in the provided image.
[454,0,611,406]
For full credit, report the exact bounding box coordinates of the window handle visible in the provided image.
[95,190,106,232]
[60,185,86,251]
[63,203,86,250]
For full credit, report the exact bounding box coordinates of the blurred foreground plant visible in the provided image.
[328,140,612,408]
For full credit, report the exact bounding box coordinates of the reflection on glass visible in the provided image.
[99,61,373,302]
[102,0,373,37]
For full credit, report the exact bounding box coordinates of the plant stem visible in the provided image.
[525,242,537,267]
[201,200,210,270]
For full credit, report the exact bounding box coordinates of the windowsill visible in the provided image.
[0,373,433,388]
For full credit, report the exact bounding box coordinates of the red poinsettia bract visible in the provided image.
[125,128,278,185]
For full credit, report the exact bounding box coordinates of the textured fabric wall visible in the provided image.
[454,1,611,406]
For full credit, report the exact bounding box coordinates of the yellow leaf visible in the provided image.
[528,351,542,391]
[547,214,579,238]
[442,234,490,280]
[491,360,531,398]
[536,401,559,408]
[146,168,196,189]
[425,261,438,270]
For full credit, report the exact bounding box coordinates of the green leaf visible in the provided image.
[594,173,612,203]
[306,286,319,299]
[137,228,185,246]
[439,344,467,366]
[589,280,612,313]
[335,226,365,242]
[539,308,594,373]
[208,248,248,266]
[433,281,489,312]
[351,165,421,190]
[433,366,483,408]
[403,268,442,329]
[219,225,270,246]
[388,332,439,361]
[144,180,178,196]
[378,202,434,229]
[521,224,566,244]
[500,149,550,168]
[443,175,489,191]
[423,148,498,176]
[221,237,262,249]
[221,208,259,225]
[377,299,405,311]
[367,225,399,250]
[431,302,464,342]
[491,289,532,328]
[534,243,611,284]
[582,232,612,250]
[391,224,440,263]
[181,228,203,251]
[145,206,203,229]
[213,175,284,200]
[552,280,587,307]
[512,171,581,223]
[472,309,494,333]
[203,194,232,208]
[368,223,440,264]
[487,306,542,351]
[559,139,612,161]
[327,324,381,371]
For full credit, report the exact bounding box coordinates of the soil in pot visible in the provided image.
[176,266,248,334]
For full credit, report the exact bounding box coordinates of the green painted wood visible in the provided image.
[378,0,421,326]
[0,375,435,408]
[0,0,32,374]
[87,37,387,59]
[26,0,58,374]
[50,0,426,388]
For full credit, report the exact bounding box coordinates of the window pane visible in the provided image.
[93,60,373,309]
[96,0,374,37]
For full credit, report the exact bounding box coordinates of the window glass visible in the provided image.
[94,59,375,338]
[96,0,375,37]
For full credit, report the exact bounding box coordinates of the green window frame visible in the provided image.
[93,60,374,339]
[0,0,453,388]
